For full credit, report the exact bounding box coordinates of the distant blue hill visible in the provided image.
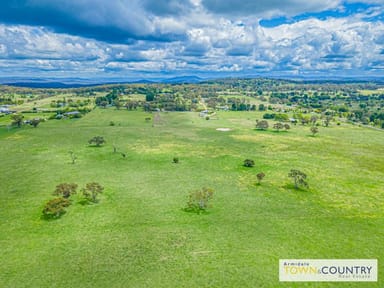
[3,82,96,88]
[2,75,383,88]
[161,76,202,84]
[0,76,203,88]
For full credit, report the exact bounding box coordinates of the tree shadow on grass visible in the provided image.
[282,183,311,193]
[182,207,212,215]
[40,212,66,221]
[271,130,289,134]
[77,199,99,206]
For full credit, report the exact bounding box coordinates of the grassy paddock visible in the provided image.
[0,108,383,287]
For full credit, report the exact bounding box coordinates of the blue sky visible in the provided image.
[0,0,383,80]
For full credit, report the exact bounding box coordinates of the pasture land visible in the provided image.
[0,109,383,287]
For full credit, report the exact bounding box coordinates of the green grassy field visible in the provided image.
[0,109,383,287]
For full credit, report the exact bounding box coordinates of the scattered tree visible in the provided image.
[173,157,179,164]
[185,187,214,214]
[81,182,104,203]
[284,124,291,131]
[53,183,78,198]
[310,115,318,125]
[256,172,265,185]
[275,113,289,122]
[100,101,108,108]
[288,169,308,189]
[301,116,310,125]
[88,136,106,147]
[30,118,41,128]
[324,115,332,127]
[243,159,255,167]
[310,126,319,136]
[11,114,24,128]
[273,122,284,132]
[146,90,155,102]
[114,99,122,110]
[42,197,71,219]
[258,103,266,111]
[256,120,269,130]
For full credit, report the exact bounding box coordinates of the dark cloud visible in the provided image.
[0,0,187,43]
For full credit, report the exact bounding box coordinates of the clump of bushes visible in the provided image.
[42,182,78,219]
[243,159,255,167]
[185,187,214,214]
[42,182,104,219]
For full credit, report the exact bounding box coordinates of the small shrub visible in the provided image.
[173,157,179,164]
[205,116,210,120]
[42,197,71,219]
[310,126,319,136]
[256,172,265,185]
[243,159,255,167]
[109,121,115,126]
[185,187,214,214]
